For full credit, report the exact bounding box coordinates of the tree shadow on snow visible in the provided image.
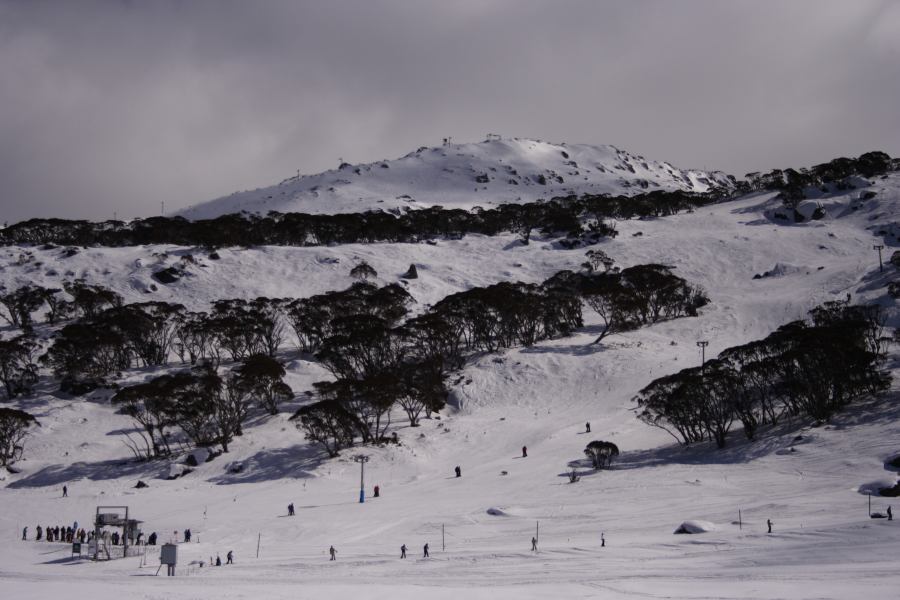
[209,444,327,485]
[519,342,607,357]
[9,457,169,489]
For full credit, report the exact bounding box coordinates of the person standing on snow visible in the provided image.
[226,550,233,564]
[522,446,527,458]
[455,466,461,478]
[423,543,429,558]
[888,506,893,521]
[400,544,407,559]
[62,485,68,497]
[22,527,27,541]
[329,545,337,561]
[288,503,295,516]
[531,536,537,552]
[586,422,591,433]
[767,519,773,534]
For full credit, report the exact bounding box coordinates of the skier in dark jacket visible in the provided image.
[767,519,773,533]
[423,543,429,558]
[288,503,295,516]
[531,536,537,551]
[329,546,337,561]
[455,466,461,478]
[888,506,893,521]
[215,555,221,566]
[226,550,233,564]
[586,422,591,433]
[522,446,527,458]
[22,527,27,540]
[400,544,407,559]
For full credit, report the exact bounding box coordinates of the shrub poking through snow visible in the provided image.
[674,520,716,534]
[584,440,619,469]
[350,261,377,281]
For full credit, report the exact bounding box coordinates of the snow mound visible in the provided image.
[674,520,717,534]
[186,447,211,466]
[167,463,192,480]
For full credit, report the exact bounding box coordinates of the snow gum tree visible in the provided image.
[0,407,39,469]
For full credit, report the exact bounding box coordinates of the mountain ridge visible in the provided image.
[178,137,735,219]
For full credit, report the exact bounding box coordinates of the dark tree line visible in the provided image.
[737,151,896,209]
[0,279,414,395]
[111,355,290,459]
[294,266,704,456]
[293,277,582,456]
[634,301,891,448]
[546,264,708,343]
[0,190,721,248]
[0,280,123,332]
[2,263,706,460]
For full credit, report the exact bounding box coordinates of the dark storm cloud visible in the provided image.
[1,0,898,222]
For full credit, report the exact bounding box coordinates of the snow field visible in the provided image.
[1,173,899,599]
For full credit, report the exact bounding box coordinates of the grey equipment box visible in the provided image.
[160,543,178,566]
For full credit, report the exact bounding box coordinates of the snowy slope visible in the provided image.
[178,137,734,219]
[1,171,899,600]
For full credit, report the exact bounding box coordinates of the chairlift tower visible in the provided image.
[696,341,709,374]
[354,455,369,503]
[873,244,884,273]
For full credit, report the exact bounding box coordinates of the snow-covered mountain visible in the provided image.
[1,155,898,600]
[178,138,734,219]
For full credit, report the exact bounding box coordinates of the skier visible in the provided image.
[586,422,591,433]
[148,532,157,545]
[455,466,461,478]
[423,543,429,558]
[767,519,773,534]
[374,485,380,498]
[36,525,42,541]
[522,446,527,458]
[215,555,221,566]
[226,550,233,564]
[288,503,295,516]
[62,485,68,497]
[888,506,893,521]
[329,545,337,561]
[184,529,191,543]
[531,536,537,552]
[601,532,605,547]
[401,544,407,559]
[22,527,27,541]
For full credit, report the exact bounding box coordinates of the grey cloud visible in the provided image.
[0,0,897,222]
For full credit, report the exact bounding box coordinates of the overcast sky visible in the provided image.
[1,0,898,223]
